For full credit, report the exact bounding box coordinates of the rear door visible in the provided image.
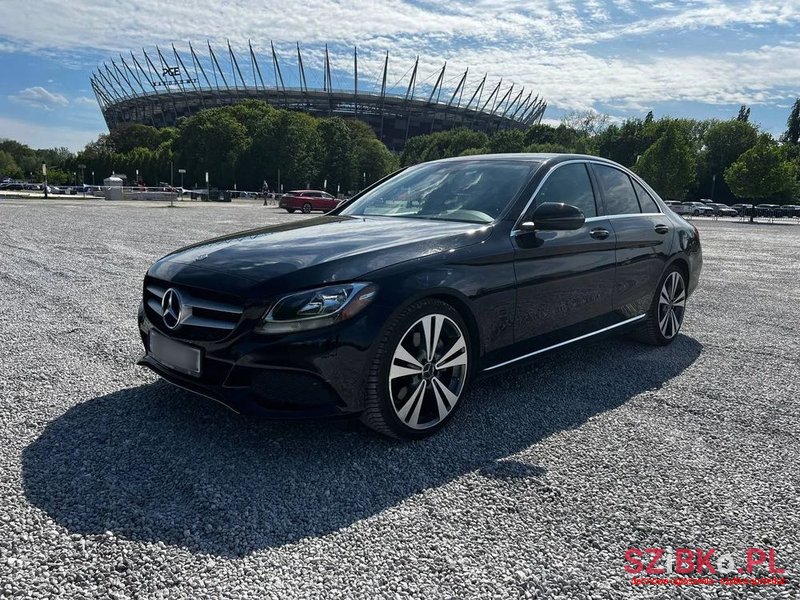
[590,164,674,317]
[511,162,617,350]
[319,192,338,211]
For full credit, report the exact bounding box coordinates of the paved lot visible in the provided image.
[0,198,798,599]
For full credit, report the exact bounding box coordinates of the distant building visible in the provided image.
[91,42,546,151]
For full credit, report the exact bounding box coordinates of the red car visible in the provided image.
[279,190,340,213]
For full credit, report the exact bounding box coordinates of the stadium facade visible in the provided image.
[91,42,546,151]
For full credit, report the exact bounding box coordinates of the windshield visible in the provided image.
[340,159,538,224]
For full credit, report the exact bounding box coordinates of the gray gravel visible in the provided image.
[0,198,798,599]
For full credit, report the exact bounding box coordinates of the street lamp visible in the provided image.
[92,170,95,186]
[42,163,48,199]
[78,164,86,197]
[178,168,186,194]
[205,171,209,201]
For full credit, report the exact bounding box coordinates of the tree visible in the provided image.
[737,105,751,122]
[697,119,759,202]
[784,98,800,145]
[486,129,526,153]
[317,117,355,193]
[174,108,249,189]
[353,138,398,190]
[0,150,22,179]
[634,123,696,200]
[400,128,487,166]
[560,109,610,136]
[725,136,798,221]
[108,124,165,154]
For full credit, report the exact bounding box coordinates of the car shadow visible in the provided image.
[22,335,701,557]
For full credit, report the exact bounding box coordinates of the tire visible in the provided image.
[693,209,699,216]
[286,208,296,213]
[632,266,688,346]
[302,203,312,214]
[361,299,471,439]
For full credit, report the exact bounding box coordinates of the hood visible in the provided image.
[148,215,492,297]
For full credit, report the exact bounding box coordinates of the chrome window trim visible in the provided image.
[511,159,664,236]
[483,314,647,371]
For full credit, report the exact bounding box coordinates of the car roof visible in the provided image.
[426,152,624,168]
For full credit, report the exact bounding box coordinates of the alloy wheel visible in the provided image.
[388,313,468,430]
[658,271,686,339]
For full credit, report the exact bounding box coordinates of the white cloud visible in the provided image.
[8,86,69,110]
[0,116,100,151]
[73,95,97,106]
[1,0,799,121]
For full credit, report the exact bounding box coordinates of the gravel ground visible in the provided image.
[0,198,798,599]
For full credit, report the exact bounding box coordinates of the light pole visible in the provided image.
[92,170,95,186]
[42,163,48,199]
[135,169,139,187]
[178,168,186,194]
[205,171,209,202]
[78,164,86,197]
[711,174,717,202]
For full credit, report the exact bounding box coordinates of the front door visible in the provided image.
[511,162,617,352]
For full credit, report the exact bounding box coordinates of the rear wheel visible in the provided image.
[361,299,470,439]
[633,267,687,345]
[302,203,312,214]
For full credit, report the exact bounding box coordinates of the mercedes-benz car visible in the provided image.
[137,154,702,439]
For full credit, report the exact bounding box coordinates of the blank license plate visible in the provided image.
[150,331,201,376]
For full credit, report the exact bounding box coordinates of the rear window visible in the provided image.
[593,165,641,215]
[632,180,661,213]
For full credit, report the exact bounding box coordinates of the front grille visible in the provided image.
[144,277,244,341]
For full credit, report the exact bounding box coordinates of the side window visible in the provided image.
[632,180,661,213]
[593,165,641,215]
[533,163,597,218]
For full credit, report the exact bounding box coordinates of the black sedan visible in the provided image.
[137,154,702,438]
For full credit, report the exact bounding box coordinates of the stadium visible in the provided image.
[90,42,547,150]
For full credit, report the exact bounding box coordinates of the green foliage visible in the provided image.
[634,123,696,200]
[737,105,751,122]
[725,136,798,201]
[0,150,23,179]
[784,98,800,145]
[486,130,526,154]
[697,119,759,202]
[400,128,488,166]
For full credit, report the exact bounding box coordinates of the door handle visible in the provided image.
[654,224,670,235]
[589,228,610,240]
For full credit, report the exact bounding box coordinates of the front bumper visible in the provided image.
[137,304,375,418]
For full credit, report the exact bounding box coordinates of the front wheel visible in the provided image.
[633,267,687,345]
[361,299,470,439]
[302,203,312,214]
[286,208,296,213]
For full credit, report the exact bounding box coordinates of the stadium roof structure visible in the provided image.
[90,42,547,150]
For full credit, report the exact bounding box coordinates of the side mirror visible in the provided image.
[521,202,586,231]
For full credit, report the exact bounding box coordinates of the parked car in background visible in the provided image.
[755,204,781,217]
[705,203,738,217]
[680,202,714,216]
[279,190,340,213]
[731,203,753,216]
[780,205,800,217]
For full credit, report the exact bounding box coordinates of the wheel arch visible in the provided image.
[376,287,483,370]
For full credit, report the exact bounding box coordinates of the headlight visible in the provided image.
[256,283,377,334]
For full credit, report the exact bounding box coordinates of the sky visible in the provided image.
[0,0,799,152]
